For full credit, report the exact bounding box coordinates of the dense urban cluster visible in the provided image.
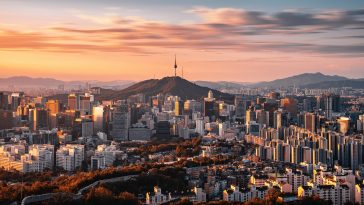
[0,79,363,205]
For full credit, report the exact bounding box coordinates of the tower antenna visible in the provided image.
[174,54,177,77]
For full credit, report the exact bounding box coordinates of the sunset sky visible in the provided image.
[1,0,364,82]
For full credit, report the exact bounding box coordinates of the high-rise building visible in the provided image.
[274,111,282,129]
[338,117,350,134]
[256,110,269,127]
[93,105,104,132]
[304,113,316,133]
[350,139,363,171]
[246,108,256,126]
[204,90,218,120]
[184,100,202,117]
[81,118,94,137]
[247,121,260,136]
[195,118,205,136]
[110,102,130,141]
[174,97,183,116]
[29,108,49,130]
[45,100,59,115]
[10,92,23,110]
[151,94,164,112]
[318,94,340,119]
[303,98,315,112]
[0,92,9,109]
[68,94,79,110]
[234,95,246,118]
[79,95,91,115]
[357,115,364,134]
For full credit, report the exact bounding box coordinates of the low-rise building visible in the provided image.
[223,185,269,203]
[56,144,84,171]
[146,186,171,205]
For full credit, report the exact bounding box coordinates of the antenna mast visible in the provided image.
[174,54,177,77]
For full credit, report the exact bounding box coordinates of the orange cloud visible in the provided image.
[1,7,364,57]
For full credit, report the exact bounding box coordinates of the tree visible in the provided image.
[118,192,140,205]
[264,188,280,204]
[174,198,193,205]
[84,186,116,205]
[245,198,265,205]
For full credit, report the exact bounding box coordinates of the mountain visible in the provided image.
[0,76,134,89]
[99,76,234,102]
[0,76,65,87]
[304,79,364,89]
[250,72,348,88]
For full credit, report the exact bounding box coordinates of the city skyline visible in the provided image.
[1,1,364,205]
[1,0,364,81]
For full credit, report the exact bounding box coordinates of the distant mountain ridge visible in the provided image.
[2,73,364,93]
[0,76,64,86]
[194,81,250,90]
[250,72,348,88]
[99,76,234,102]
[0,76,135,89]
[304,78,364,89]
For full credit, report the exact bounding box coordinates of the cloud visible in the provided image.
[187,7,272,25]
[0,29,148,53]
[0,7,364,56]
[189,7,364,29]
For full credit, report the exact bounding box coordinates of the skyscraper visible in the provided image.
[358,115,364,134]
[318,94,341,119]
[93,105,104,133]
[304,113,316,133]
[338,117,350,134]
[10,92,23,110]
[274,111,282,129]
[0,92,9,110]
[245,108,256,126]
[234,95,246,118]
[184,100,202,117]
[110,102,130,141]
[29,108,49,130]
[174,96,183,116]
[203,90,218,120]
[45,100,59,115]
[350,139,363,171]
[81,118,94,137]
[79,95,91,115]
[256,109,269,127]
[68,94,79,110]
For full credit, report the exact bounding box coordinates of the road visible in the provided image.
[21,174,137,205]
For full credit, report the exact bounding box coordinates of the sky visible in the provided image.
[0,0,364,82]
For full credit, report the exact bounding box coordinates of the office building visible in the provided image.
[110,102,130,141]
[45,100,59,115]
